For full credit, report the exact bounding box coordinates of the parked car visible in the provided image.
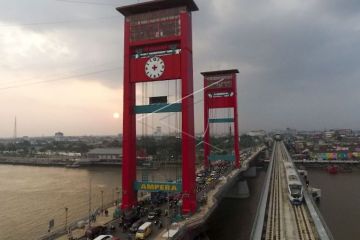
[135,222,153,240]
[85,225,107,239]
[93,235,120,240]
[147,208,161,220]
[197,172,205,178]
[123,210,140,228]
[151,191,167,205]
[130,219,145,233]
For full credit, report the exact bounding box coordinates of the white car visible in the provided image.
[93,235,117,240]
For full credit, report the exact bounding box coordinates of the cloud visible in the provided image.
[192,0,360,131]
[1,0,360,136]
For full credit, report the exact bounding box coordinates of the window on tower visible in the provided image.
[127,7,185,42]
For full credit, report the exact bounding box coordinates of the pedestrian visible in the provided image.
[110,224,115,231]
[67,228,73,240]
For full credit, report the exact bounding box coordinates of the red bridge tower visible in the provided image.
[202,70,240,169]
[117,0,198,213]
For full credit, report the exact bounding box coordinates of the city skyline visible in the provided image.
[1,0,360,137]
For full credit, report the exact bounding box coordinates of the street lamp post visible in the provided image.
[64,207,68,230]
[112,188,115,204]
[167,195,171,240]
[100,190,104,214]
[88,178,92,228]
[116,187,121,205]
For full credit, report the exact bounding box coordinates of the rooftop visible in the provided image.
[88,148,122,155]
[201,69,239,76]
[116,0,199,17]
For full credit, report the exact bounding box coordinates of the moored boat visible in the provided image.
[326,165,338,174]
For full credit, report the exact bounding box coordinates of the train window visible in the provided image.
[288,175,297,181]
[289,184,302,196]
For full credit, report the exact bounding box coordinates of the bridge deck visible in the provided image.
[158,146,267,239]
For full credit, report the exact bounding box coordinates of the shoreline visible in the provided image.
[0,157,185,169]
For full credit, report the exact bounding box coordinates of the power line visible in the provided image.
[55,0,123,6]
[0,60,121,87]
[55,0,149,7]
[0,16,120,28]
[0,66,121,91]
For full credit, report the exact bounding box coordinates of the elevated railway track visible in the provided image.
[251,141,333,240]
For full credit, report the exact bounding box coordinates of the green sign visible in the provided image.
[134,181,182,192]
[208,154,235,161]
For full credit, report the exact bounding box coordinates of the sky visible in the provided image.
[0,0,360,137]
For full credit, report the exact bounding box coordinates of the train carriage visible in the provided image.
[285,169,304,205]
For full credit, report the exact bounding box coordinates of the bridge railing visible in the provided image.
[250,143,276,240]
[38,201,116,240]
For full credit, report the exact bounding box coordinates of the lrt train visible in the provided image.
[274,134,282,141]
[284,163,304,205]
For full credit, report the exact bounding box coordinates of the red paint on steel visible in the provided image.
[180,11,197,213]
[202,70,241,169]
[204,96,210,169]
[232,73,241,168]
[118,0,198,213]
[121,20,137,209]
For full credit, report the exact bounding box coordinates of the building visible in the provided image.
[324,131,335,139]
[285,128,297,136]
[247,130,266,137]
[54,132,64,141]
[87,148,122,162]
[336,129,353,137]
[154,126,162,138]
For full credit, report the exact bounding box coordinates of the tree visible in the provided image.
[240,134,257,148]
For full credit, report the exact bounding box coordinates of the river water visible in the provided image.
[0,165,179,240]
[206,168,266,240]
[306,168,360,240]
[1,164,359,240]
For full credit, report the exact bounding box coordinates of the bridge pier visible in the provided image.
[243,166,257,178]
[225,180,250,199]
[265,149,270,159]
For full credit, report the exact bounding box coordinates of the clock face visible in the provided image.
[145,57,165,79]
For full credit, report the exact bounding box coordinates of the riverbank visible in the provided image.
[0,156,186,168]
[0,156,74,167]
[39,201,117,240]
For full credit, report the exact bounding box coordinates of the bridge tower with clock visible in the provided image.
[117,0,199,213]
[202,70,241,169]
